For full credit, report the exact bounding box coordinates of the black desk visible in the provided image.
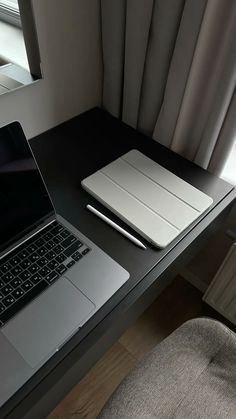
[2,108,235,418]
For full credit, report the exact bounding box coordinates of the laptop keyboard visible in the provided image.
[0,221,90,328]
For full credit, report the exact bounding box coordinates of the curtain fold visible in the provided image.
[101,0,126,117]
[136,0,185,136]
[153,0,207,147]
[170,0,236,169]
[101,0,236,175]
[122,0,154,129]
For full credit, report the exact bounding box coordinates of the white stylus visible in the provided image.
[86,204,147,250]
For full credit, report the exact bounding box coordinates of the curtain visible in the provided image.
[100,0,236,175]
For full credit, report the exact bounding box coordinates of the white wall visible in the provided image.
[0,0,102,139]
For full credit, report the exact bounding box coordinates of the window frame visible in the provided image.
[18,0,42,79]
[0,0,21,28]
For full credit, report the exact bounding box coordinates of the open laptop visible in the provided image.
[0,122,129,407]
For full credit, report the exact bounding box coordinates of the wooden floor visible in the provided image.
[47,276,234,419]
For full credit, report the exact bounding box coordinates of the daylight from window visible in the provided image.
[0,0,20,27]
[221,139,236,186]
[0,0,18,9]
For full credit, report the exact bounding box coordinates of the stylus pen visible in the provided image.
[86,204,147,250]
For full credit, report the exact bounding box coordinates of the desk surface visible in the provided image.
[2,108,235,418]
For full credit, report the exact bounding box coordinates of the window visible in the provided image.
[0,0,21,27]
[0,0,42,88]
[220,139,236,186]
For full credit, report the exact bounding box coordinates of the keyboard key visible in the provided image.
[45,250,57,261]
[53,236,62,244]
[45,241,55,251]
[1,285,13,296]
[0,280,48,325]
[21,280,33,292]
[60,230,70,239]
[66,260,76,269]
[62,235,77,249]
[64,240,82,257]
[0,292,4,301]
[9,256,21,267]
[12,288,24,300]
[29,252,40,263]
[54,244,64,254]
[11,266,23,276]
[37,247,48,257]
[82,248,91,256]
[37,257,48,267]
[19,271,31,281]
[72,252,83,262]
[39,267,51,277]
[31,273,42,285]
[48,260,59,270]
[56,254,67,264]
[2,295,15,307]
[0,279,5,288]
[56,264,67,275]
[2,272,14,283]
[27,244,38,253]
[49,239,56,248]
[10,278,23,288]
[18,249,29,260]
[28,264,40,274]
[35,238,45,247]
[44,232,53,241]
[0,303,5,314]
[45,271,59,284]
[0,262,11,273]
[20,259,32,269]
[51,224,64,234]
[72,250,80,258]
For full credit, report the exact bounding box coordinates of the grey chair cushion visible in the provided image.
[98,318,236,418]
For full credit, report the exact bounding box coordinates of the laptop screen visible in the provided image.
[0,122,54,253]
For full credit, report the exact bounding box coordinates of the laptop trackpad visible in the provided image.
[3,278,95,368]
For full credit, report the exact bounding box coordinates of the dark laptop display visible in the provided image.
[0,122,54,253]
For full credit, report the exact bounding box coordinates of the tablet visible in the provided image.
[82,150,213,248]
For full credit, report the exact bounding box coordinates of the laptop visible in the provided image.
[0,121,129,407]
[82,149,213,248]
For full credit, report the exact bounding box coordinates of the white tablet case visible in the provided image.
[81,150,213,248]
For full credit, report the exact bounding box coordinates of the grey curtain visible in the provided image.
[100,0,236,175]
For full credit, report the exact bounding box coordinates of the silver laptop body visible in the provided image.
[0,122,129,407]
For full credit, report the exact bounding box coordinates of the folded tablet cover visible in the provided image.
[81,150,213,248]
